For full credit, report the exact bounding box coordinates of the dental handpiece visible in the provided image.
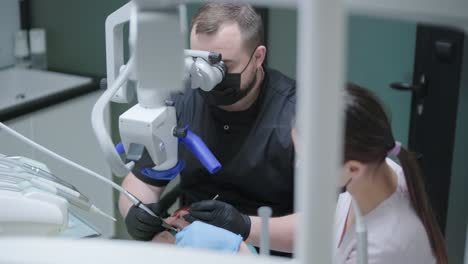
[37,182,115,222]
[123,190,179,233]
[21,162,79,192]
[0,157,79,192]
[0,170,90,205]
[54,188,116,222]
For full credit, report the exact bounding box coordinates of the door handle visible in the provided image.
[390,75,428,116]
[390,74,428,98]
[390,82,414,91]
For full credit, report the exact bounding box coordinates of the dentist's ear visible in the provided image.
[253,45,266,67]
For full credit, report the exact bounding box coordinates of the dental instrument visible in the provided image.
[0,157,84,200]
[0,156,78,192]
[20,161,79,191]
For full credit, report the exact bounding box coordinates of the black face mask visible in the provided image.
[199,49,258,106]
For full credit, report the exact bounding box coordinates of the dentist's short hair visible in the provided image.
[191,3,264,52]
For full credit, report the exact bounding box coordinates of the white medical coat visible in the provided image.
[333,158,436,264]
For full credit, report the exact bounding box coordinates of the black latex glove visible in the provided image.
[125,203,168,241]
[184,200,251,240]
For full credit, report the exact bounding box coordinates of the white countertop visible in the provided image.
[0,67,93,111]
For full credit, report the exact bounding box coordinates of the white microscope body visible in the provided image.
[95,2,225,178]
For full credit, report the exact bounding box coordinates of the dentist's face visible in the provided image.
[190,23,258,93]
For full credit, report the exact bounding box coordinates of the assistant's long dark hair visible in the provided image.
[344,83,448,264]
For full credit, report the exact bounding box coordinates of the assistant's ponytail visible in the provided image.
[397,147,448,264]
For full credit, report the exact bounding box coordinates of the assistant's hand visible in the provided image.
[176,221,242,253]
[184,200,251,240]
[125,203,167,241]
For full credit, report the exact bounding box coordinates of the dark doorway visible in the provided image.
[391,24,465,232]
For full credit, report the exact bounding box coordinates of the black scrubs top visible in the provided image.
[134,68,296,241]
